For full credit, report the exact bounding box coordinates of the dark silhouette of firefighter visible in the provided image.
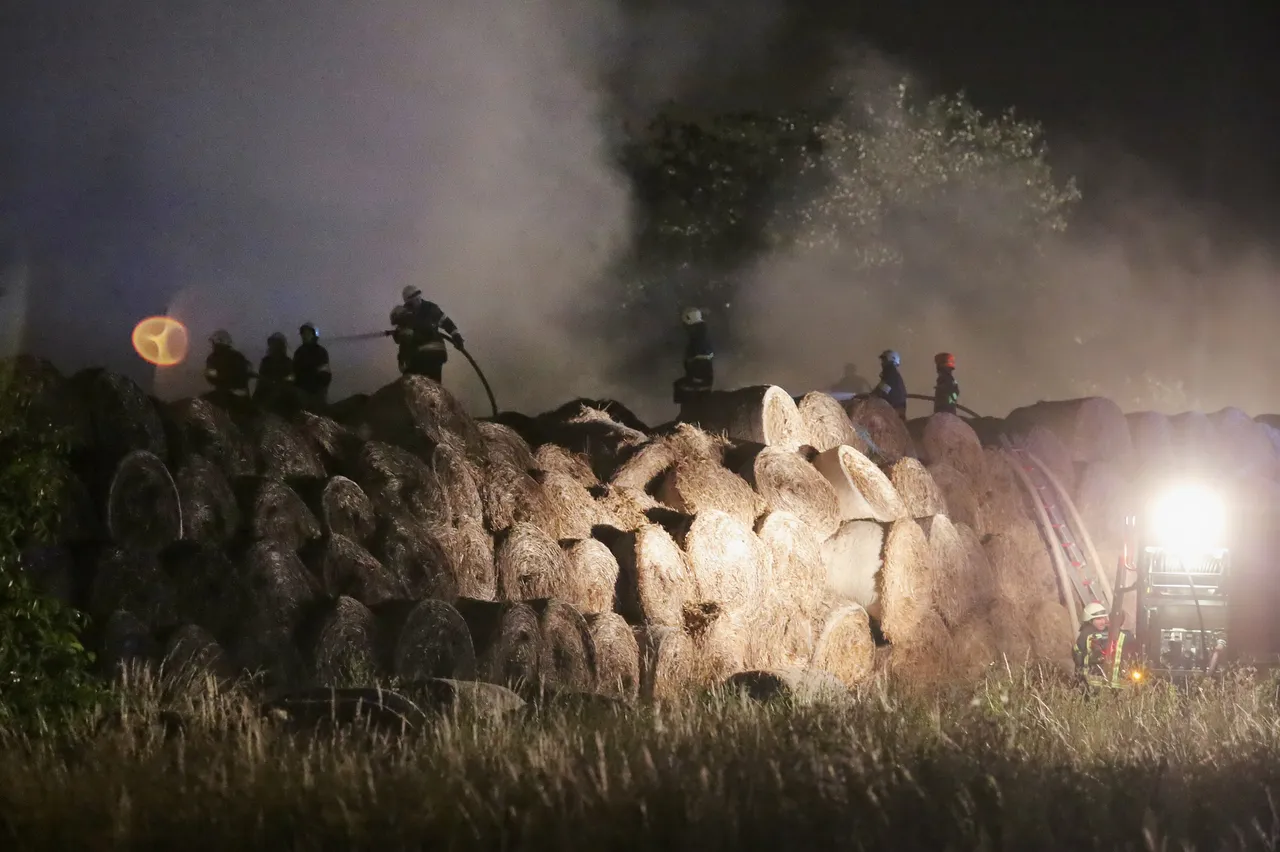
[933,352,960,415]
[293,322,332,410]
[673,307,714,404]
[253,332,295,409]
[391,286,462,382]
[203,329,254,408]
[873,349,907,421]
[829,362,872,395]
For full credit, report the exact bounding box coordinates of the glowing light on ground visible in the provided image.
[132,316,190,367]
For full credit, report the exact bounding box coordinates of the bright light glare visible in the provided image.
[1148,484,1226,555]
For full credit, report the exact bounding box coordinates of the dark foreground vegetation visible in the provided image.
[3,666,1280,851]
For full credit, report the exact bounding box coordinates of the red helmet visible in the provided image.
[935,352,955,369]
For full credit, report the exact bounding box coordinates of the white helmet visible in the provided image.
[209,329,232,348]
[1081,602,1108,622]
[402,285,422,304]
[682,307,703,326]
[880,349,901,366]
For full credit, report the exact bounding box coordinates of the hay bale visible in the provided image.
[1006,397,1133,464]
[886,457,946,520]
[662,422,732,463]
[106,450,183,551]
[926,463,982,531]
[354,441,450,528]
[301,596,379,686]
[657,458,761,529]
[159,624,233,684]
[609,439,677,492]
[373,516,460,601]
[232,541,321,684]
[1125,411,1174,466]
[534,443,599,487]
[69,368,168,468]
[477,420,537,472]
[974,448,1029,536]
[820,520,884,609]
[495,522,572,602]
[0,356,89,447]
[985,597,1033,664]
[810,604,876,687]
[1014,426,1077,495]
[796,391,861,453]
[360,375,486,461]
[561,539,619,612]
[1209,407,1278,476]
[688,610,748,684]
[252,414,325,480]
[954,522,998,612]
[949,615,999,680]
[724,668,849,703]
[302,534,406,606]
[919,514,977,628]
[920,413,984,478]
[318,476,377,543]
[583,612,640,701]
[527,598,597,693]
[1073,461,1133,565]
[877,519,933,643]
[537,415,647,483]
[813,444,907,522]
[843,396,912,462]
[593,485,663,533]
[634,625,692,702]
[168,398,256,479]
[453,598,542,693]
[158,541,242,639]
[756,511,824,612]
[377,598,477,681]
[735,445,840,537]
[1026,599,1075,665]
[983,517,1059,607]
[98,610,158,676]
[607,522,693,627]
[682,509,770,614]
[90,547,180,630]
[532,469,600,540]
[443,518,497,600]
[175,454,241,546]
[433,442,484,527]
[677,385,803,448]
[885,608,953,687]
[744,584,814,670]
[295,412,361,475]
[478,463,551,535]
[237,477,322,551]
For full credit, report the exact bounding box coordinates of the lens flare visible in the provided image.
[131,316,190,367]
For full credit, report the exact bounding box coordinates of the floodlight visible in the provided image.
[1147,484,1226,556]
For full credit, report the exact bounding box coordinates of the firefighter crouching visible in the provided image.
[391,286,463,382]
[293,321,332,411]
[254,332,294,410]
[673,307,714,405]
[204,330,254,409]
[1073,602,1135,689]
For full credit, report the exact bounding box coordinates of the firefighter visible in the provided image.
[293,322,332,411]
[829,362,872,396]
[203,330,253,408]
[1073,602,1133,689]
[391,286,462,382]
[874,349,907,421]
[254,332,294,409]
[672,307,713,405]
[933,352,960,415]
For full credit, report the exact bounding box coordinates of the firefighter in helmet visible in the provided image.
[874,349,907,421]
[673,307,714,405]
[203,330,254,408]
[254,331,295,410]
[933,352,960,415]
[1073,602,1134,689]
[391,286,463,382]
[292,322,332,411]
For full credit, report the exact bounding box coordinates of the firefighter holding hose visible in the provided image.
[874,349,908,421]
[1073,602,1135,689]
[293,322,332,411]
[391,286,463,382]
[204,330,254,409]
[933,352,960,415]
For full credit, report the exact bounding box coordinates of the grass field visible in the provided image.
[4,665,1280,851]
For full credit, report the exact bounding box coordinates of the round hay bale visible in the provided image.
[301,596,378,686]
[158,541,241,639]
[683,509,770,613]
[1074,461,1133,565]
[302,534,405,606]
[1005,397,1133,464]
[443,518,497,600]
[1125,411,1174,466]
[232,542,320,684]
[527,598,597,693]
[886,457,946,520]
[607,522,693,627]
[634,625,693,702]
[159,623,233,684]
[688,610,748,684]
[949,614,999,680]
[983,516,1059,607]
[878,518,933,643]
[237,477,322,551]
[433,442,483,526]
[954,522,998,611]
[98,610,158,676]
[532,469,600,540]
[593,485,662,533]
[318,476,377,543]
[252,414,325,480]
[1026,599,1075,665]
[534,443,599,488]
[736,445,840,538]
[843,396,912,462]
[1209,407,1278,477]
[536,417,645,483]
[797,391,861,453]
[820,519,884,609]
[724,668,849,703]
[885,608,953,687]
[584,612,640,701]
[175,454,240,546]
[69,368,168,468]
[360,375,486,461]
[921,413,984,478]
[495,522,571,602]
[657,458,761,529]
[609,439,677,492]
[926,463,982,531]
[453,598,542,693]
[477,420,537,472]
[168,398,256,479]
[677,385,803,448]
[373,516,459,601]
[90,547,180,629]
[810,604,876,687]
[561,538,619,613]
[745,585,814,670]
[354,441,450,528]
[974,449,1029,536]
[296,412,361,475]
[106,450,183,550]
[662,422,731,464]
[379,598,478,681]
[756,511,824,612]
[478,463,550,535]
[813,444,906,522]
[918,514,976,628]
[985,597,1033,664]
[1015,426,1077,495]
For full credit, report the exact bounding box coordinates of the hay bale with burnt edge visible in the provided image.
[230,541,321,685]
[1005,397,1133,465]
[1126,411,1174,466]
[300,534,405,606]
[353,441,450,528]
[605,521,694,627]
[250,413,325,480]
[820,520,884,610]
[360,375,486,461]
[843,396,912,462]
[236,477,322,551]
[530,469,600,540]
[454,598,542,694]
[926,463,982,531]
[561,538,619,613]
[983,516,1060,608]
[678,385,804,449]
[376,598,478,681]
[477,420,537,472]
[657,458,761,529]
[373,516,459,601]
[585,612,640,701]
[1026,599,1076,667]
[683,509,770,614]
[811,604,876,688]
[316,476,377,543]
[797,391,862,453]
[735,445,840,537]
[295,412,361,476]
[106,450,183,551]
[534,443,599,488]
[69,368,168,470]
[1014,426,1077,496]
[919,514,977,628]
[813,445,906,523]
[541,398,650,433]
[494,522,571,602]
[886,457,946,520]
[175,454,240,546]
[90,547,180,630]
[877,519,933,643]
[609,439,678,492]
[921,413,985,478]
[974,448,1030,536]
[299,596,379,686]
[167,398,256,479]
[526,598,597,693]
[634,625,693,702]
[883,608,953,688]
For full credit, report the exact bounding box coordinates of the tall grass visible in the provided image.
[3,665,1280,850]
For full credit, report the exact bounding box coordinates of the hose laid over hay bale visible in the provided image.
[983,517,1059,607]
[609,439,677,492]
[302,534,406,606]
[811,604,876,687]
[974,449,1029,536]
[318,476,376,543]
[756,511,824,613]
[453,598,542,694]
[90,547,180,629]
[360,376,486,461]
[232,542,321,684]
[106,450,183,550]
[949,615,999,680]
[843,396,912,462]
[919,514,976,628]
[921,413,985,478]
[534,443,599,487]
[373,516,459,601]
[237,477,322,551]
[296,412,360,476]
[820,520,884,609]
[1014,426,1077,495]
[884,608,953,687]
[656,458,761,529]
[168,398,256,479]
[736,445,840,538]
[532,469,600,540]
[175,455,240,546]
[1026,599,1075,665]
[813,444,906,523]
[561,539,619,613]
[877,519,933,643]
[584,612,639,701]
[1125,411,1174,466]
[527,598,597,693]
[477,420,537,472]
[69,368,168,468]
[607,522,693,627]
[495,522,571,602]
[797,392,861,453]
[886,457,946,520]
[634,625,692,702]
[926,463,982,531]
[1005,397,1133,464]
[682,509,770,613]
[252,414,325,480]
[301,596,378,686]
[677,385,803,448]
[378,598,478,681]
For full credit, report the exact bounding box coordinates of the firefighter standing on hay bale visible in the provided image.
[1073,602,1135,690]
[204,330,254,409]
[293,322,332,410]
[873,349,907,421]
[390,286,463,382]
[933,352,960,415]
[673,307,714,405]
[254,332,295,409]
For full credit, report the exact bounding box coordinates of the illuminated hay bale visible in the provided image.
[885,609,954,687]
[1125,411,1174,465]
[683,509,770,613]
[820,520,884,609]
[378,598,477,681]
[949,615,999,680]
[634,625,693,702]
[433,443,483,526]
[561,538,619,613]
[921,413,985,478]
[354,441,450,528]
[983,516,1059,607]
[688,610,748,684]
[301,596,379,686]
[317,475,377,544]
[495,522,572,602]
[168,398,256,479]
[609,439,677,494]
[756,511,824,612]
[453,598,542,694]
[106,450,183,551]
[533,469,600,540]
[813,444,906,523]
[295,412,361,475]
[232,541,321,683]
[476,462,544,534]
[1014,426,1077,495]
[844,396,912,462]
[442,518,497,600]
[361,375,486,461]
[878,518,933,643]
[534,443,599,488]
[98,610,158,676]
[538,413,649,483]
[592,485,661,532]
[1209,407,1279,475]
[797,391,861,452]
[926,462,982,531]
[1027,599,1076,665]
[302,533,405,606]
[373,515,459,601]
[954,522,998,611]
[584,612,640,701]
[810,604,876,688]
[90,547,180,629]
[1005,397,1133,464]
[237,477,322,551]
[175,454,240,546]
[657,458,761,529]
[159,624,232,684]
[526,598,597,693]
[919,514,976,628]
[736,445,840,538]
[477,420,537,472]
[886,457,946,520]
[69,368,168,467]
[250,413,325,481]
[663,422,732,463]
[1074,461,1133,562]
[678,385,804,448]
[974,448,1030,536]
[985,597,1034,664]
[608,522,693,627]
